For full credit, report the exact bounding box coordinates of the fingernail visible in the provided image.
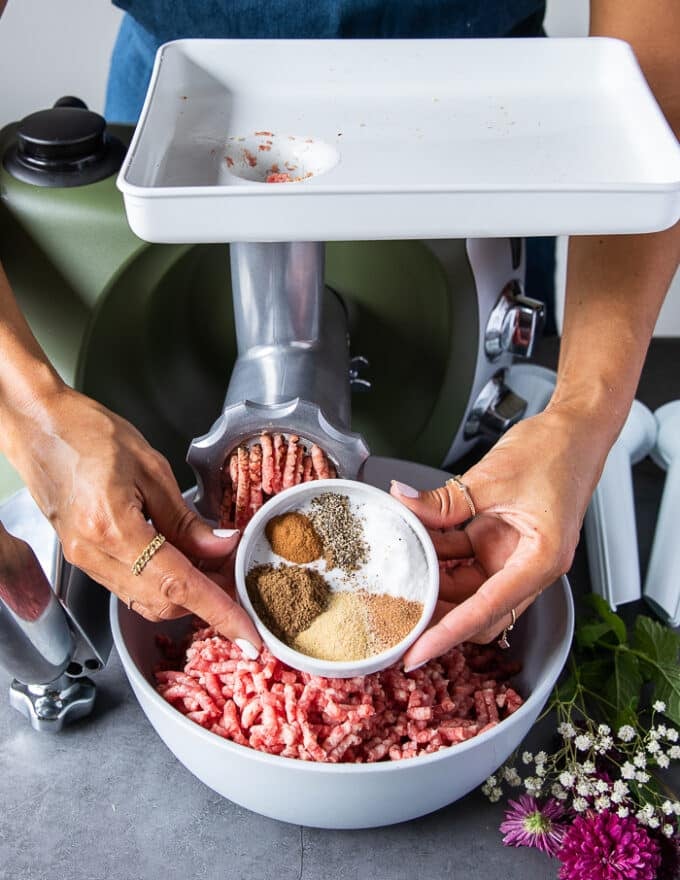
[235,638,260,660]
[404,660,428,674]
[213,528,239,539]
[391,480,419,499]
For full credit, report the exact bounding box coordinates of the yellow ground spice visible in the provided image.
[265,511,323,564]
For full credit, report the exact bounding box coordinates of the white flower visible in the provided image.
[485,775,497,787]
[633,752,647,768]
[594,796,611,812]
[657,754,670,769]
[657,724,667,737]
[559,771,576,789]
[666,728,679,743]
[669,745,680,760]
[595,779,609,793]
[611,780,629,803]
[647,816,660,829]
[581,760,596,775]
[597,724,611,736]
[620,762,636,780]
[617,725,636,742]
[535,764,546,777]
[488,786,502,803]
[662,800,674,816]
[524,777,542,793]
[674,802,680,816]
[574,734,592,752]
[617,806,630,818]
[648,728,660,741]
[635,771,650,784]
[573,797,588,813]
[551,783,568,801]
[653,700,666,713]
[534,751,548,764]
[576,781,592,797]
[663,824,675,838]
[521,751,533,765]
[558,722,576,739]
[636,810,649,827]
[647,739,661,754]
[642,804,655,819]
[595,735,614,754]
[502,766,521,786]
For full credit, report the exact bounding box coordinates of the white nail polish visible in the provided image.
[404,660,428,674]
[235,638,260,660]
[213,528,239,538]
[391,480,419,499]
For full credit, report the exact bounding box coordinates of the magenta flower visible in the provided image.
[500,794,567,856]
[558,811,661,880]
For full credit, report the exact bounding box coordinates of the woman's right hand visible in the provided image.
[4,384,262,657]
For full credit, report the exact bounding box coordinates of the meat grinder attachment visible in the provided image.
[187,241,369,520]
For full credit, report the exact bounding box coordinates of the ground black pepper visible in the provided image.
[308,492,368,574]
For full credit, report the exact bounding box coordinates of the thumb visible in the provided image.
[390,478,476,530]
[146,484,240,560]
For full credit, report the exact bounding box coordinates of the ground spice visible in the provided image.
[308,492,368,574]
[265,511,323,564]
[246,563,330,642]
[364,593,424,654]
[293,592,371,661]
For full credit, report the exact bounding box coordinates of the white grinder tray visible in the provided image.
[118,38,680,242]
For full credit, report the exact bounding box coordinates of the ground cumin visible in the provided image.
[364,593,424,654]
[265,511,322,564]
[246,563,330,642]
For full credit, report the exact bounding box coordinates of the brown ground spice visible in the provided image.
[364,593,424,654]
[246,563,330,642]
[265,511,323,564]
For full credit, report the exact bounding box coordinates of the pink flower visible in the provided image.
[558,810,661,880]
[500,794,566,856]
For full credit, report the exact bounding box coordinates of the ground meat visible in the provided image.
[156,629,523,764]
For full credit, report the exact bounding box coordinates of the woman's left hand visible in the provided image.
[390,406,608,670]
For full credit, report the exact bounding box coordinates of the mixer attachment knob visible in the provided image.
[485,280,545,360]
[349,355,372,392]
[464,373,527,440]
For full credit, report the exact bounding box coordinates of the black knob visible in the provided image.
[3,98,126,188]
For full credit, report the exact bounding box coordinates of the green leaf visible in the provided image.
[576,621,616,649]
[607,650,642,729]
[633,615,680,666]
[584,595,627,645]
[579,658,615,692]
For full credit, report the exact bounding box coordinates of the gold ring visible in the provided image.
[446,475,476,519]
[131,533,166,576]
[497,607,516,650]
[126,596,132,611]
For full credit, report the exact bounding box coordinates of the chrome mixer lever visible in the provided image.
[485,280,545,360]
[464,372,527,441]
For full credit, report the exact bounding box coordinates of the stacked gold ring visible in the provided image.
[131,533,166,576]
[497,608,516,650]
[445,475,476,519]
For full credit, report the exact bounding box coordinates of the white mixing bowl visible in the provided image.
[110,575,573,829]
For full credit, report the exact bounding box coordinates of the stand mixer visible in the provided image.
[1,36,678,731]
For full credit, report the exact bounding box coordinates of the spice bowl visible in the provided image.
[234,479,439,678]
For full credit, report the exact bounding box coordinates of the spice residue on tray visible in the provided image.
[247,490,428,661]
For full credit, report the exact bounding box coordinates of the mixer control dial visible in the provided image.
[485,280,545,360]
[464,373,527,440]
[349,355,371,392]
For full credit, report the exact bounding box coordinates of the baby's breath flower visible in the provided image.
[646,739,661,754]
[673,802,680,816]
[551,784,568,801]
[666,728,679,743]
[663,824,675,838]
[617,724,636,742]
[558,722,576,739]
[653,700,666,713]
[576,781,592,797]
[502,767,521,787]
[534,751,547,764]
[595,735,613,753]
[635,810,649,827]
[635,771,650,784]
[657,724,667,737]
[656,753,670,769]
[633,751,647,768]
[647,816,660,829]
[574,734,592,752]
[662,800,674,816]
[594,795,611,811]
[597,723,611,736]
[648,728,660,741]
[524,777,542,793]
[521,751,533,765]
[669,745,680,760]
[572,797,588,813]
[489,787,503,803]
[595,779,609,793]
[642,804,655,819]
[611,780,629,804]
[581,760,596,775]
[620,762,636,780]
[617,806,629,818]
[559,771,575,789]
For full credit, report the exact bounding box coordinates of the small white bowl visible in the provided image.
[234,478,439,677]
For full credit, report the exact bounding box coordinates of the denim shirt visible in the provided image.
[106,0,545,123]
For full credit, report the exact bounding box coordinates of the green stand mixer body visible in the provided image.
[0,111,491,503]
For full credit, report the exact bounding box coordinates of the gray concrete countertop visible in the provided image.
[1,338,677,880]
